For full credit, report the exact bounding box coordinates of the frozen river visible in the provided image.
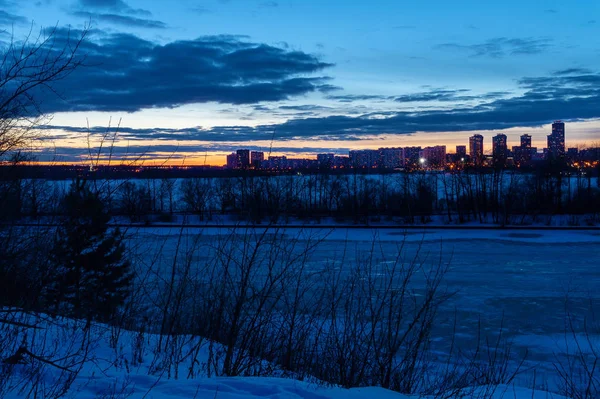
[126,226,600,387]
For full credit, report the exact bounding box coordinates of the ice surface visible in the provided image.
[125,226,600,391]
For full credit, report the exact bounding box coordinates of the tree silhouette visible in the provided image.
[48,179,132,322]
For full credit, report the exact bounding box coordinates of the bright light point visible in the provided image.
[461,158,465,162]
[419,158,426,164]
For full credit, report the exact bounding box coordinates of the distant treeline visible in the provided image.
[1,165,599,226]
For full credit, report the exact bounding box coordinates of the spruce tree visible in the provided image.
[49,179,132,322]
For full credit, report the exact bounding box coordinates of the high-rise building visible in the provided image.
[521,134,532,149]
[469,134,484,165]
[403,147,422,169]
[333,156,349,169]
[456,145,467,158]
[349,149,379,168]
[317,153,335,169]
[547,121,565,160]
[226,152,239,169]
[513,134,533,167]
[236,149,250,169]
[267,155,288,169]
[251,151,264,168]
[492,134,508,167]
[378,147,403,169]
[422,146,447,168]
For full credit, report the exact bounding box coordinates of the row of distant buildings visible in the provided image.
[225,121,599,171]
[226,146,451,170]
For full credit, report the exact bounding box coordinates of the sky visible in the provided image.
[2,0,600,165]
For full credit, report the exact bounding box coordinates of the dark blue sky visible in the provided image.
[4,0,600,163]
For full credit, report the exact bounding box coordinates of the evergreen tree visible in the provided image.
[49,179,132,322]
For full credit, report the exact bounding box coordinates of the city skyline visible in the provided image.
[223,121,574,168]
[3,0,600,165]
[219,121,598,171]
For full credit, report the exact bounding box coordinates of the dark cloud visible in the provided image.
[278,104,333,111]
[436,37,552,58]
[0,1,28,26]
[326,94,393,102]
[78,0,127,8]
[395,89,470,103]
[40,123,370,144]
[394,89,510,103]
[30,29,333,113]
[71,0,161,28]
[71,11,167,29]
[47,69,600,142]
[327,90,509,105]
[0,10,27,25]
[480,91,512,99]
[553,68,593,76]
[76,0,151,16]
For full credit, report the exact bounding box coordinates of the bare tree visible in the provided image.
[0,24,88,159]
[0,22,90,398]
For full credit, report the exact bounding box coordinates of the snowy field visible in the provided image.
[126,226,600,391]
[2,313,571,399]
[3,226,596,398]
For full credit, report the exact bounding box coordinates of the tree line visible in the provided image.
[1,166,599,226]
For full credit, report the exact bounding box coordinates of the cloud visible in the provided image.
[0,10,27,25]
[395,89,470,103]
[436,37,552,58]
[46,69,600,142]
[33,142,352,162]
[40,123,369,144]
[71,11,167,29]
[0,1,27,25]
[30,29,334,113]
[394,88,510,103]
[278,104,334,111]
[326,94,393,102]
[553,68,593,76]
[326,90,510,105]
[75,0,150,16]
[71,0,162,28]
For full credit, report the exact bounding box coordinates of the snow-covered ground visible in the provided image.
[1,313,570,399]
[3,226,596,398]
[125,226,600,392]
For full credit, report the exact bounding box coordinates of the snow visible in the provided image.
[80,377,413,399]
[123,226,600,392]
[0,313,413,399]
[127,225,600,244]
[1,313,569,399]
[3,226,598,398]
